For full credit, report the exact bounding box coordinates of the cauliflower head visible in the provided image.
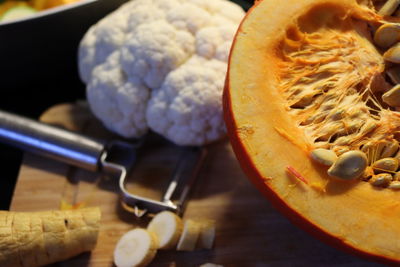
[78,0,245,146]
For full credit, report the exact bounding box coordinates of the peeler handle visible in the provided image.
[0,110,105,172]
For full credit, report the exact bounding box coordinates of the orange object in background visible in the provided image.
[29,0,47,10]
[31,0,82,10]
[48,0,82,9]
[0,0,83,12]
[0,0,84,22]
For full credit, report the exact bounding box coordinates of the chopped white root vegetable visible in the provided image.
[0,207,100,267]
[113,228,158,267]
[197,219,216,249]
[147,211,183,250]
[176,219,200,251]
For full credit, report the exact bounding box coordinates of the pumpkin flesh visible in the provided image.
[224,0,400,263]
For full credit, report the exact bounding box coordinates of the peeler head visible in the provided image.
[100,137,207,217]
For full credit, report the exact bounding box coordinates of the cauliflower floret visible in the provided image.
[79,0,245,146]
[121,21,195,89]
[87,51,150,137]
[166,3,212,34]
[78,1,139,83]
[188,0,246,23]
[196,25,240,61]
[126,4,166,31]
[147,57,227,146]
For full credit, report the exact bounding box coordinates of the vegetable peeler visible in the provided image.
[0,110,206,216]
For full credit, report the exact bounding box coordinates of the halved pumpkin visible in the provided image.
[224,0,400,264]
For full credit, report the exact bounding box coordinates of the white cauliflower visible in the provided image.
[78,0,245,146]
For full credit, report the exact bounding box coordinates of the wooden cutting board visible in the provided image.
[10,103,382,266]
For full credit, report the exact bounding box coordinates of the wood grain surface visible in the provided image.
[10,103,383,266]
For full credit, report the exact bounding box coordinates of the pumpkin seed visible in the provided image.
[386,66,400,84]
[362,141,386,164]
[372,157,399,173]
[333,146,349,156]
[374,23,400,49]
[369,173,393,187]
[389,181,400,189]
[393,171,400,180]
[327,151,368,180]
[361,166,374,181]
[370,73,392,93]
[381,140,399,158]
[328,109,344,121]
[377,141,394,159]
[383,43,400,64]
[311,148,337,166]
[361,143,374,164]
[359,122,378,136]
[302,112,327,125]
[334,136,352,146]
[290,93,315,108]
[378,0,400,16]
[394,148,400,162]
[382,84,400,107]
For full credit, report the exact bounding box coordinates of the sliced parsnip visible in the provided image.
[176,219,200,251]
[147,211,183,250]
[197,219,216,249]
[114,228,158,267]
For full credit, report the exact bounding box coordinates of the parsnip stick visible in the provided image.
[0,207,100,267]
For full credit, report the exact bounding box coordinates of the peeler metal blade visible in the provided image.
[99,138,207,216]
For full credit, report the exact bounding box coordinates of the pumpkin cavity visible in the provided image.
[275,2,400,185]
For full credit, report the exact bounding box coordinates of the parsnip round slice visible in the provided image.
[176,219,200,251]
[197,219,216,249]
[147,211,183,250]
[113,228,157,267]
